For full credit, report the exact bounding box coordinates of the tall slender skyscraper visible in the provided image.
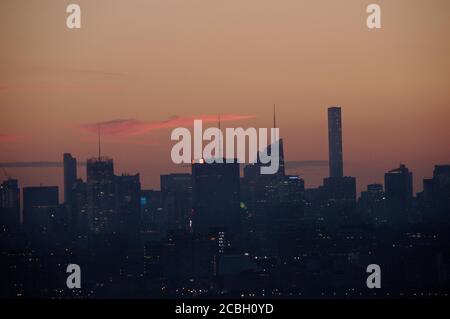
[328,106,344,178]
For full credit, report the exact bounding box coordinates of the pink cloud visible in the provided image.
[0,134,19,143]
[79,114,255,137]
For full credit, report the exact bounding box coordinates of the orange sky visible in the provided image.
[1,0,449,199]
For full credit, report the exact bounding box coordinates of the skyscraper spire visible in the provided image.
[273,104,276,128]
[218,113,222,159]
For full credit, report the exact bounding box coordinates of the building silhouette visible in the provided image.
[322,106,356,212]
[328,106,344,178]
[0,178,20,229]
[385,164,413,224]
[140,189,162,234]
[63,153,77,205]
[192,159,240,236]
[420,165,450,223]
[359,183,385,224]
[23,186,59,233]
[2,107,450,299]
[161,173,192,232]
[116,173,141,235]
[86,157,116,233]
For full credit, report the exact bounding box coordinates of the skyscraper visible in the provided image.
[63,153,77,205]
[116,173,141,235]
[384,164,413,224]
[328,106,343,178]
[192,160,240,235]
[323,106,356,209]
[420,165,450,223]
[0,178,20,229]
[86,157,116,233]
[161,173,192,231]
[140,189,162,234]
[359,183,385,224]
[23,186,59,232]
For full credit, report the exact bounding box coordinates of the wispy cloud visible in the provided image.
[79,114,255,137]
[0,134,19,143]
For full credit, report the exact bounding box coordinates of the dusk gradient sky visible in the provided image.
[1,0,449,199]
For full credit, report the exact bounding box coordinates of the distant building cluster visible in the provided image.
[1,107,449,298]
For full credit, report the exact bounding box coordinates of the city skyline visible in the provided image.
[2,103,449,299]
[1,0,450,196]
[2,0,450,304]
[1,105,447,208]
[0,105,449,200]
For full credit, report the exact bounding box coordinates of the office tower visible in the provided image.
[367,183,383,193]
[71,178,88,234]
[116,173,142,276]
[431,165,450,223]
[328,106,344,178]
[278,175,305,204]
[433,165,450,188]
[160,173,192,231]
[359,184,385,224]
[86,157,116,233]
[270,175,305,229]
[140,190,162,233]
[323,106,356,213]
[420,165,450,223]
[116,173,141,235]
[23,186,59,232]
[384,164,413,224]
[0,178,20,229]
[192,160,240,235]
[277,139,286,177]
[323,176,356,203]
[63,153,77,205]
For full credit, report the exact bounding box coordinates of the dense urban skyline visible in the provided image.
[2,104,449,299]
[1,1,450,300]
[1,0,450,196]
